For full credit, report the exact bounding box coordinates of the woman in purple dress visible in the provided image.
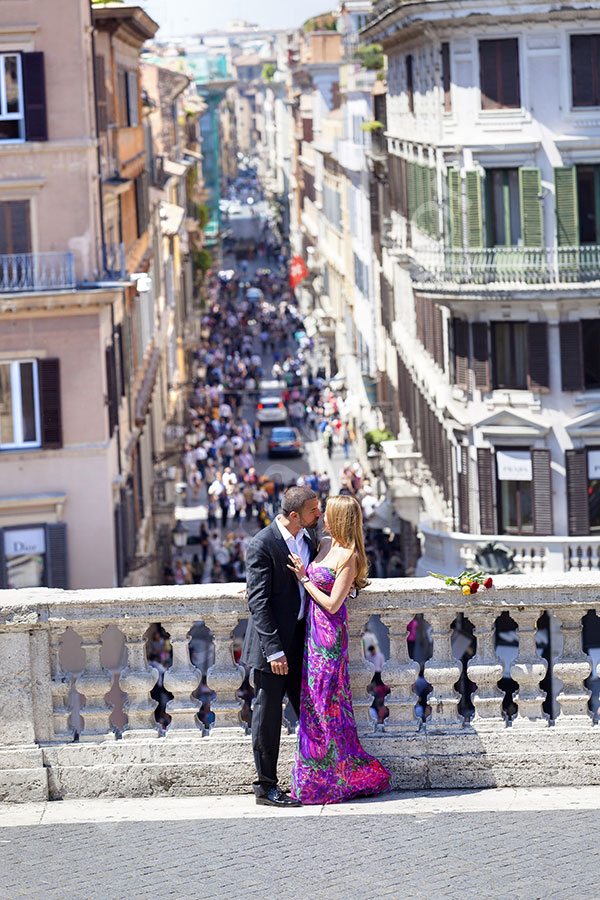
[286,495,391,805]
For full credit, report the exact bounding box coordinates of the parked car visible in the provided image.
[256,396,287,424]
[268,426,303,457]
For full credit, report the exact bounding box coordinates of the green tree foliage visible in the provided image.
[262,63,276,82]
[364,428,395,450]
[356,43,384,71]
[193,249,212,282]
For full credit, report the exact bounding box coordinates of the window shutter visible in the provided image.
[95,55,108,134]
[406,161,417,221]
[452,319,469,389]
[566,448,590,536]
[500,38,520,108]
[399,157,407,218]
[0,529,6,589]
[429,166,439,238]
[519,168,543,247]
[448,169,463,248]
[554,166,579,246]
[22,52,48,141]
[105,344,118,437]
[45,523,68,589]
[39,358,63,449]
[559,321,583,391]
[458,445,470,533]
[477,447,496,535]
[527,322,550,393]
[433,304,444,370]
[465,171,484,247]
[0,200,32,254]
[532,449,553,535]
[479,40,499,110]
[114,504,126,586]
[126,71,139,126]
[471,322,490,391]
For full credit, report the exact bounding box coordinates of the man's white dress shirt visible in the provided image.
[266,516,311,663]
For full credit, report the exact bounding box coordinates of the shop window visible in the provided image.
[496,449,533,534]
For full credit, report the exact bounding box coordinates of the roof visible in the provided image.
[92,5,159,43]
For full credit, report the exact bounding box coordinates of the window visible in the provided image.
[582,319,600,389]
[492,321,528,389]
[479,38,520,109]
[1,523,68,589]
[0,360,41,449]
[485,168,521,246]
[588,450,600,532]
[406,54,414,113]
[576,165,600,243]
[496,449,533,535]
[0,54,24,140]
[441,42,451,112]
[571,34,600,107]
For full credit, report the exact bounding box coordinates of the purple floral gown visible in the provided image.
[290,563,391,805]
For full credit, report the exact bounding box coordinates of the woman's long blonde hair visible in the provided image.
[325,495,370,591]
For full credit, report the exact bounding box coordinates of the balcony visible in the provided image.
[410,245,600,293]
[417,524,600,576]
[3,576,600,801]
[0,252,75,293]
[337,139,365,172]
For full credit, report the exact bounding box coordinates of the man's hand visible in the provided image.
[271,655,289,676]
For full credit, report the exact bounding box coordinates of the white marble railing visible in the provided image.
[2,575,600,801]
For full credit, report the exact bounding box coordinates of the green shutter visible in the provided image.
[448,169,463,248]
[429,166,439,238]
[554,166,579,246]
[465,170,484,247]
[406,161,417,222]
[415,163,425,231]
[519,167,543,247]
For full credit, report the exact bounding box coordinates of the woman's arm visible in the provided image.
[287,553,356,615]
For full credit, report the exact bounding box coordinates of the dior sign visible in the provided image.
[4,527,45,556]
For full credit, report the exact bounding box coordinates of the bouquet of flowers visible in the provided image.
[428,570,493,595]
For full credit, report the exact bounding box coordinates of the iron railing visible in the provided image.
[0,251,76,293]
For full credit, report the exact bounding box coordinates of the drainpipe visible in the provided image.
[110,299,122,476]
[89,0,108,277]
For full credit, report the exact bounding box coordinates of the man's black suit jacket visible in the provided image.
[241,520,317,673]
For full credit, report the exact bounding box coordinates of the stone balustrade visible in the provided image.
[2,574,600,802]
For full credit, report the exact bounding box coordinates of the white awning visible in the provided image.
[160,202,186,236]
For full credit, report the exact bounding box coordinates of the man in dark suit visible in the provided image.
[241,485,321,807]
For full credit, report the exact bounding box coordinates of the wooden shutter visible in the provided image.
[554,166,579,246]
[465,171,484,247]
[448,169,463,248]
[429,166,439,238]
[45,523,68,589]
[399,157,407,218]
[471,322,490,391]
[442,42,451,112]
[389,155,400,213]
[22,52,48,141]
[406,161,417,221]
[519,167,543,247]
[105,344,118,437]
[39,358,63,448]
[560,321,583,391]
[477,447,496,535]
[527,322,550,393]
[135,171,150,237]
[0,201,31,254]
[571,35,595,107]
[458,444,470,533]
[453,319,469,389]
[126,71,139,126]
[433,304,444,370]
[500,38,520,108]
[95,55,108,134]
[532,449,553,535]
[566,448,590,536]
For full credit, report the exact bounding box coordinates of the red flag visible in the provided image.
[289,255,308,291]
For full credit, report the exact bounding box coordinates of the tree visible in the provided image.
[262,63,276,82]
[193,249,212,284]
[356,43,384,71]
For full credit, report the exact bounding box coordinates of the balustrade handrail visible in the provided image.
[410,244,600,289]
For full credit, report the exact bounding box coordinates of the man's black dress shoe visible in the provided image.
[255,786,301,808]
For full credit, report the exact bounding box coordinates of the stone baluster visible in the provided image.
[467,611,505,727]
[347,610,375,729]
[49,628,73,741]
[120,622,159,739]
[205,614,245,731]
[163,621,202,734]
[555,608,592,727]
[379,612,419,730]
[423,610,462,729]
[74,624,115,740]
[509,611,548,728]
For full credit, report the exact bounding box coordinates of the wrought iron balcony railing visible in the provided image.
[410,244,600,291]
[0,251,76,293]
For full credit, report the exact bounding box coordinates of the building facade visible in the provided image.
[363,0,600,574]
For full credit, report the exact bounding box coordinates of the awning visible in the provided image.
[163,159,189,178]
[160,202,185,236]
[184,149,203,161]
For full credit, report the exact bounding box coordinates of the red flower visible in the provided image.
[470,581,479,593]
[484,577,493,589]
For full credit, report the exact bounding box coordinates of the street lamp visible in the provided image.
[172,520,189,549]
